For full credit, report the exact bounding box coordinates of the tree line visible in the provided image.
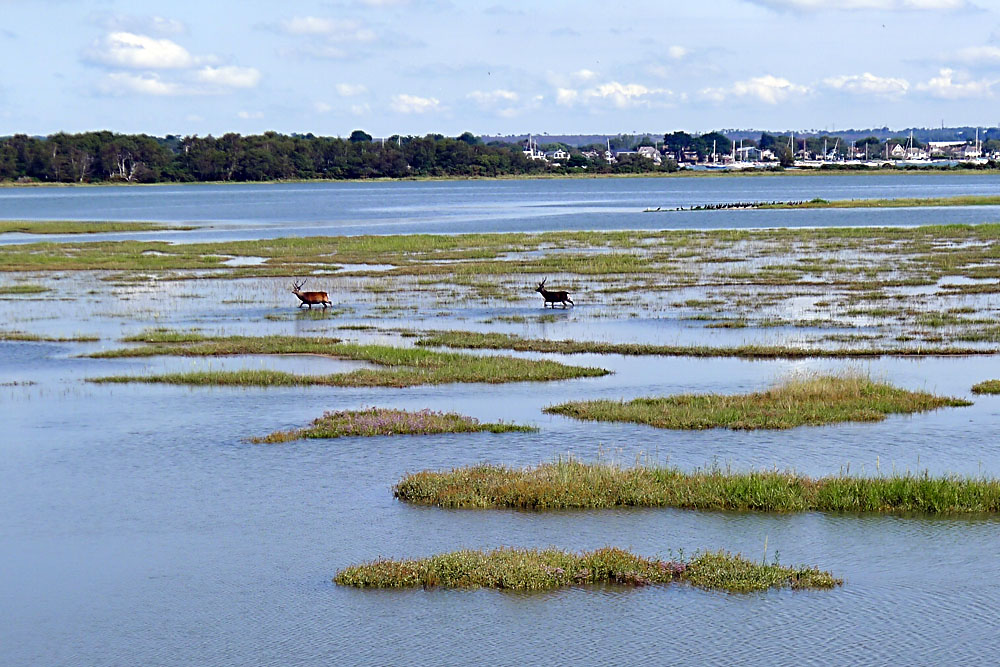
[0,130,675,184]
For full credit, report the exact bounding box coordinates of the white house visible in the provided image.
[636,146,663,164]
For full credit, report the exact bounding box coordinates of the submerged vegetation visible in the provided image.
[87,334,608,387]
[334,546,841,593]
[8,222,1000,351]
[394,460,1000,514]
[251,407,535,443]
[545,374,970,430]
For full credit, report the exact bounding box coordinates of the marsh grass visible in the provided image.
[0,330,99,342]
[333,546,841,592]
[971,380,1000,394]
[252,407,535,443]
[760,194,1000,210]
[87,334,609,387]
[394,460,1000,514]
[0,220,187,235]
[544,373,969,430]
[417,331,995,359]
[0,284,50,295]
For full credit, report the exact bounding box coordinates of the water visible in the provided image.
[3,176,1000,665]
[1,172,1000,244]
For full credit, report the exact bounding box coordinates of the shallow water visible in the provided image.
[3,178,1000,665]
[2,173,1000,244]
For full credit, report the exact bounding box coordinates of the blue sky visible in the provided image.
[1,0,998,137]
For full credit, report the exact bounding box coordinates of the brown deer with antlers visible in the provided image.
[535,278,574,308]
[291,280,332,309]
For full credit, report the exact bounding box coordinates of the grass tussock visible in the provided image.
[972,380,1000,394]
[417,331,996,359]
[394,460,1000,514]
[544,373,969,430]
[252,407,535,443]
[334,546,841,593]
[87,334,608,387]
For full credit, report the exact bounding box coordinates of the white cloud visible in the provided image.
[351,103,371,115]
[746,0,970,9]
[573,69,597,82]
[390,93,440,113]
[953,45,1000,64]
[467,89,523,117]
[556,88,579,105]
[667,45,688,59]
[556,81,674,108]
[313,102,333,113]
[824,72,910,97]
[916,68,994,98]
[92,32,194,69]
[701,75,809,104]
[467,89,519,105]
[280,16,376,41]
[336,83,368,96]
[237,110,264,119]
[195,66,261,89]
[101,72,181,96]
[102,15,187,36]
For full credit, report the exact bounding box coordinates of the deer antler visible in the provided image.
[292,279,305,290]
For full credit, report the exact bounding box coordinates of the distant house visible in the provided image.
[544,149,569,162]
[890,144,906,159]
[581,150,601,160]
[636,146,663,164]
[928,141,966,157]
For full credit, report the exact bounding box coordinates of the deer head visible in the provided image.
[291,279,306,295]
[535,277,547,293]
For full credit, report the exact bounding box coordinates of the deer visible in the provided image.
[291,279,332,309]
[535,277,574,308]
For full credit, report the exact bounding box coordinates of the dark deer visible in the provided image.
[291,279,332,309]
[535,278,574,308]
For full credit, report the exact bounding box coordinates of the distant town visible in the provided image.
[501,127,997,171]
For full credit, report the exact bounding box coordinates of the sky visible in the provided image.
[1,0,999,138]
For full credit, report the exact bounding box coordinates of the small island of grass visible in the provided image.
[0,284,51,295]
[334,546,841,593]
[394,460,1000,514]
[0,330,99,342]
[416,331,996,359]
[0,220,190,235]
[252,407,535,443]
[544,374,969,430]
[87,334,609,387]
[971,380,1000,394]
